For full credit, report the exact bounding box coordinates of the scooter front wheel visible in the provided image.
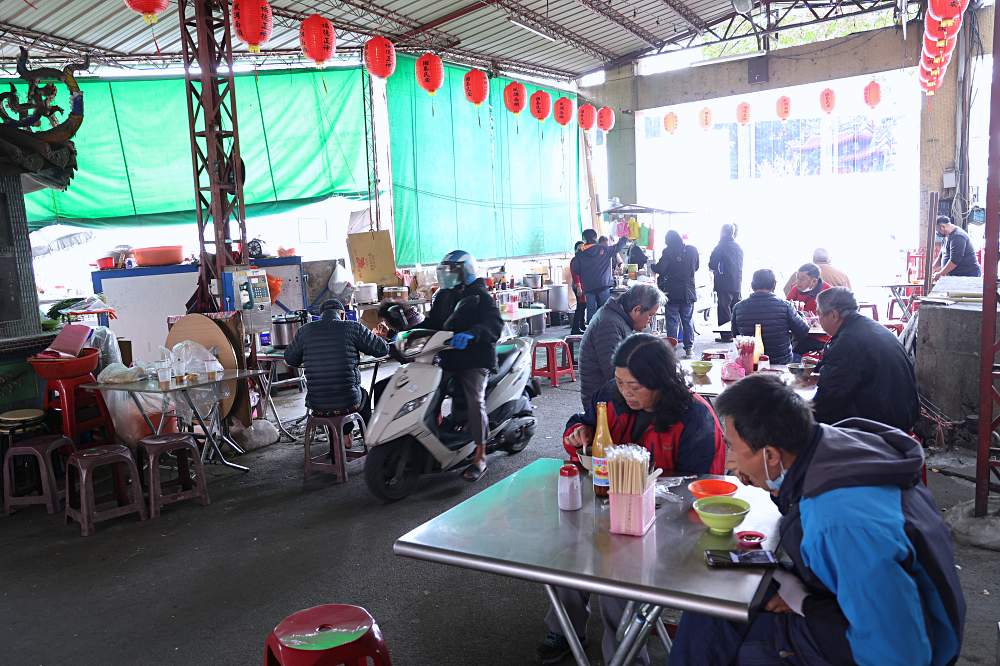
[364,437,421,502]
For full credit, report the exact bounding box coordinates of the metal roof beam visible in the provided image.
[577,0,665,48]
[394,1,495,43]
[660,0,717,38]
[495,0,616,60]
[0,20,128,61]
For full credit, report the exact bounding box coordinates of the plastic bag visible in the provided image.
[101,387,176,446]
[90,326,123,373]
[160,341,231,422]
[96,363,144,384]
[329,262,355,303]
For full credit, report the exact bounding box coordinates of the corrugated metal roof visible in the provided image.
[0,0,761,78]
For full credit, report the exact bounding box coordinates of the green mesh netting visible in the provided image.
[387,55,581,266]
[23,67,369,231]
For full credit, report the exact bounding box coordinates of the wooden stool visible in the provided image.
[303,412,365,482]
[563,334,584,369]
[3,435,75,515]
[265,604,392,666]
[532,340,576,388]
[858,302,880,321]
[139,433,210,518]
[65,444,147,536]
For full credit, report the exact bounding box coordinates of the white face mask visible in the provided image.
[761,449,787,492]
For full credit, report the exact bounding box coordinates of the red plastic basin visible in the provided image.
[688,479,738,500]
[28,347,100,380]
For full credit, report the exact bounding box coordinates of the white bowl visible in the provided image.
[578,454,593,472]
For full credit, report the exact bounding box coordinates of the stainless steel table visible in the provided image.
[395,458,781,665]
[83,369,263,472]
[682,360,818,402]
[257,347,304,442]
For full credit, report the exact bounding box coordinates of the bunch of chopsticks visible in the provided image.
[607,445,661,495]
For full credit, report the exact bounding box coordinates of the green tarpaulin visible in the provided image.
[24,67,369,231]
[388,55,581,266]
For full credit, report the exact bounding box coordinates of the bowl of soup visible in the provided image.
[692,496,751,534]
[690,360,713,376]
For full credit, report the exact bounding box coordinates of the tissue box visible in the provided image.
[609,482,656,536]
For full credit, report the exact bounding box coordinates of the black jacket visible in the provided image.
[576,238,626,293]
[283,312,389,412]
[708,237,743,294]
[425,279,503,372]
[627,244,648,270]
[731,291,809,365]
[813,312,919,431]
[652,243,699,303]
[578,297,633,407]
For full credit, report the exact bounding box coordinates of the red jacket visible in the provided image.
[787,280,829,314]
[563,382,726,475]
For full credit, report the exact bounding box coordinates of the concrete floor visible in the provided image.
[1,324,998,665]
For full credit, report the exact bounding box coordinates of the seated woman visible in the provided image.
[539,334,726,666]
[562,333,726,475]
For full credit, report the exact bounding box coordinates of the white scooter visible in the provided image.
[363,326,539,501]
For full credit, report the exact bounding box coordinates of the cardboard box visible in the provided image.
[347,231,398,286]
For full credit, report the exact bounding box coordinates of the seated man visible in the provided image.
[578,283,664,408]
[731,269,809,365]
[540,334,725,665]
[785,262,828,314]
[670,374,964,666]
[782,248,851,294]
[813,287,919,431]
[283,298,389,424]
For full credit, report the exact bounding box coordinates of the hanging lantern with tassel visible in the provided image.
[364,36,396,78]
[863,80,882,109]
[553,97,574,126]
[776,96,791,121]
[415,53,444,95]
[736,102,751,126]
[464,69,489,105]
[504,81,527,115]
[597,106,615,132]
[663,112,678,134]
[530,90,552,122]
[698,107,713,130]
[124,0,169,25]
[819,88,836,114]
[300,14,335,66]
[578,104,596,131]
[233,0,273,54]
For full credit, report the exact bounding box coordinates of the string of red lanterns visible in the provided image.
[920,0,969,95]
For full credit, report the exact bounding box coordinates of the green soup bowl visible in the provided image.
[692,496,751,534]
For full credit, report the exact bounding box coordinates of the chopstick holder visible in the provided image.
[609,482,656,536]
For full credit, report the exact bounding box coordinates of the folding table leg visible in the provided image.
[543,584,590,666]
[608,604,663,666]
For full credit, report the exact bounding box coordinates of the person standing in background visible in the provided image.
[577,229,626,322]
[569,241,587,336]
[652,230,699,358]
[708,224,743,326]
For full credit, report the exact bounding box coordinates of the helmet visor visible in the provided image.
[437,264,463,289]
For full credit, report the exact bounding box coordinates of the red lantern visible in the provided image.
[124,0,169,24]
[415,53,444,95]
[299,15,335,66]
[364,36,396,78]
[920,54,947,77]
[463,69,489,105]
[922,46,950,65]
[819,88,835,114]
[530,90,552,122]
[663,112,678,134]
[736,102,751,126]
[863,80,881,109]
[923,31,957,55]
[698,107,713,130]
[776,96,791,121]
[928,0,969,20]
[926,11,963,38]
[578,104,596,131]
[553,97,574,126]
[597,106,615,131]
[504,82,527,115]
[233,0,273,54]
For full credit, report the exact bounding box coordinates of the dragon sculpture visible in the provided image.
[0,47,89,191]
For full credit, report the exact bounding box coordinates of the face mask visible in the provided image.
[761,449,787,491]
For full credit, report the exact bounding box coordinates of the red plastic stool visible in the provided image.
[858,302,880,321]
[564,335,584,369]
[65,444,147,536]
[304,412,365,482]
[44,374,116,446]
[882,321,905,336]
[532,340,576,388]
[3,435,75,515]
[140,433,210,518]
[264,604,392,666]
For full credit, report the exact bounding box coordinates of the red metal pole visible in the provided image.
[974,4,1000,516]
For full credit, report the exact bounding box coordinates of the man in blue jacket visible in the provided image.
[576,229,626,322]
[731,269,809,365]
[670,374,965,666]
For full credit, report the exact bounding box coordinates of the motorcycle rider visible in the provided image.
[424,250,504,482]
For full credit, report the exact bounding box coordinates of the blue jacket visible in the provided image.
[776,421,964,666]
[731,291,809,365]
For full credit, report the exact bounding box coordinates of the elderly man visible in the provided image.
[934,215,982,279]
[670,374,964,666]
[284,298,389,424]
[814,287,919,431]
[731,269,809,365]
[783,249,851,295]
[578,283,664,408]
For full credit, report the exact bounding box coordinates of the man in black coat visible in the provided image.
[708,223,743,326]
[424,250,504,482]
[651,230,699,357]
[731,269,809,365]
[576,229,627,322]
[284,299,389,424]
[813,287,919,431]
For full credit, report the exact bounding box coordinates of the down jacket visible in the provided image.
[424,278,503,372]
[578,297,633,408]
[731,291,810,365]
[283,311,389,412]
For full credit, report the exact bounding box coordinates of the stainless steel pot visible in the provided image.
[524,274,544,289]
[271,313,304,348]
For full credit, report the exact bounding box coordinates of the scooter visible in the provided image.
[363,326,539,501]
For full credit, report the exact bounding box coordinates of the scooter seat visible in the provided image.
[489,348,521,389]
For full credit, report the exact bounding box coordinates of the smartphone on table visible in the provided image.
[704,549,778,568]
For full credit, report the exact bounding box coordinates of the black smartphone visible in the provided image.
[705,549,778,569]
